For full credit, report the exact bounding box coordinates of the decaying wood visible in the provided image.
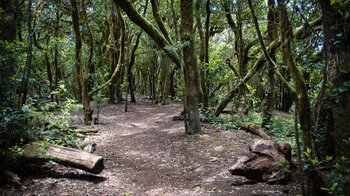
[22,142,104,174]
[237,121,272,140]
[229,140,292,184]
[72,127,99,134]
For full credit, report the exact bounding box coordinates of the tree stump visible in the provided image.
[229,140,292,184]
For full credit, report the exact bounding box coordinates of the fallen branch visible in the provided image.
[22,142,104,174]
[72,127,99,134]
[237,121,272,140]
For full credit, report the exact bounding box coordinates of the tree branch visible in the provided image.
[113,0,181,68]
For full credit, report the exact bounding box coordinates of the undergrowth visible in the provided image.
[0,87,82,178]
[200,108,297,150]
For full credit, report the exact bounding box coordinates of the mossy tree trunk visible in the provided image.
[157,54,170,105]
[108,0,121,104]
[262,0,277,129]
[180,0,201,134]
[70,0,82,102]
[277,0,313,150]
[81,0,94,124]
[318,0,350,158]
[195,0,210,108]
[53,6,61,104]
[127,32,141,103]
[0,0,16,105]
[20,0,33,106]
[71,0,95,124]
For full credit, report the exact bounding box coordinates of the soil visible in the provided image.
[0,96,300,195]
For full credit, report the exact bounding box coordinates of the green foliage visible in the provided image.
[304,149,350,195]
[200,109,297,148]
[0,92,81,168]
[0,106,36,151]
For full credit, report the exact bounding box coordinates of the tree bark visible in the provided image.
[54,7,60,104]
[44,36,54,102]
[277,0,312,150]
[318,0,350,158]
[127,32,142,103]
[262,0,276,129]
[195,0,209,108]
[0,0,16,105]
[20,0,33,106]
[70,0,82,102]
[180,0,201,134]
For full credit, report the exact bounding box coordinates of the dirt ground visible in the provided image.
[0,96,300,195]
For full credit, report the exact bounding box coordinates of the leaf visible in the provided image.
[338,87,347,93]
[325,155,333,162]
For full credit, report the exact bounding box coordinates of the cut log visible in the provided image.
[22,142,104,174]
[72,127,99,134]
[237,121,272,140]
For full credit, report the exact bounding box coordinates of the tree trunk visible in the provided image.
[195,0,209,108]
[158,54,170,105]
[277,0,312,150]
[54,8,60,104]
[127,32,142,103]
[0,0,16,105]
[180,0,201,134]
[81,0,94,124]
[108,0,119,104]
[318,0,350,158]
[169,67,176,98]
[262,0,276,129]
[44,37,54,102]
[71,0,82,102]
[20,0,33,106]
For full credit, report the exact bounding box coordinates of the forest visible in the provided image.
[0,0,349,195]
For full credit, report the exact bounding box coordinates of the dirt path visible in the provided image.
[1,96,299,195]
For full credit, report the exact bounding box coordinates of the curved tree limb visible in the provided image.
[151,0,173,44]
[113,0,181,68]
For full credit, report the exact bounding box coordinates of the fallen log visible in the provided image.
[22,142,104,174]
[72,127,99,134]
[237,121,272,140]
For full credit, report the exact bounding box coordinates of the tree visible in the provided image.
[71,0,95,124]
[318,0,350,158]
[180,0,202,134]
[0,0,16,105]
